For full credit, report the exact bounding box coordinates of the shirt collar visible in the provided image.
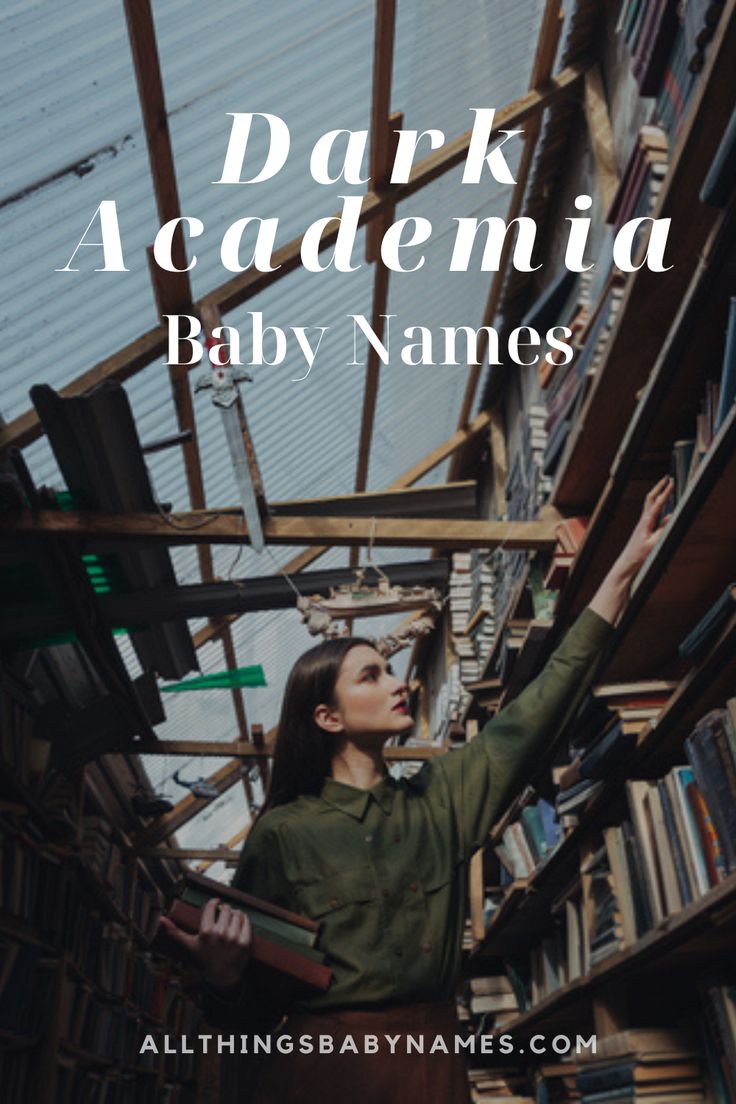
[320,775,397,820]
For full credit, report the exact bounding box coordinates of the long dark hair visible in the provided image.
[259,636,374,816]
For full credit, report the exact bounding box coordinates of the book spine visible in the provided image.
[657,779,694,905]
[686,730,736,873]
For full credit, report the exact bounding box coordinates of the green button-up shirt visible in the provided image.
[228,608,612,1016]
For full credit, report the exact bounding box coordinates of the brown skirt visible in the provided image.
[249,1003,471,1104]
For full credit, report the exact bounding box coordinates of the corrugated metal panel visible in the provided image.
[392,0,547,138]
[3,0,547,853]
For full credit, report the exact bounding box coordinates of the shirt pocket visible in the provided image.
[295,864,378,920]
[416,853,464,904]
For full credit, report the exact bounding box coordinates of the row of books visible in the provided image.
[54,1067,163,1104]
[0,939,56,1037]
[625,0,680,96]
[667,300,736,506]
[543,515,589,592]
[535,1025,708,1103]
[467,1066,532,1103]
[656,11,699,139]
[495,798,562,882]
[0,688,50,794]
[465,1010,734,1102]
[450,552,486,684]
[95,927,168,1020]
[607,125,668,234]
[683,0,725,72]
[57,972,157,1067]
[555,682,674,820]
[563,711,735,984]
[506,406,553,522]
[432,659,467,743]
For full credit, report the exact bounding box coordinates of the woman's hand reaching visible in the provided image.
[589,475,673,626]
[159,897,252,994]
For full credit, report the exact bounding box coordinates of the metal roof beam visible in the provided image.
[2,558,450,642]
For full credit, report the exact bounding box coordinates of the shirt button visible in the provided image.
[409,882,418,892]
[365,834,374,843]
[421,942,432,954]
[329,898,338,908]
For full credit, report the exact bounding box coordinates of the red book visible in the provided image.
[554,516,589,554]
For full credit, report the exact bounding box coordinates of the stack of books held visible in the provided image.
[574,1027,706,1103]
[157,870,332,998]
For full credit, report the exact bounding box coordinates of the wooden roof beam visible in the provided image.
[131,756,247,848]
[134,740,445,762]
[352,0,399,565]
[136,848,241,863]
[196,823,252,873]
[191,411,491,649]
[4,509,558,551]
[124,2,255,756]
[449,0,565,478]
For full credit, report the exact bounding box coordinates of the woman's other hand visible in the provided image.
[159,897,252,993]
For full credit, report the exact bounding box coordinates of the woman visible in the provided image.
[163,479,672,1103]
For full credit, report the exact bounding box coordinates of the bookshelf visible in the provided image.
[551,0,736,511]
[552,201,736,630]
[0,690,203,1104]
[447,3,736,1100]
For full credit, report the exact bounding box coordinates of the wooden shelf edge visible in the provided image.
[498,871,736,1035]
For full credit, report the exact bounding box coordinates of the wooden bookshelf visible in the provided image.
[471,601,736,959]
[604,399,736,680]
[490,870,736,1036]
[0,713,200,1104]
[551,202,736,629]
[551,0,736,511]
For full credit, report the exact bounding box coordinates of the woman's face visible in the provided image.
[317,644,413,740]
